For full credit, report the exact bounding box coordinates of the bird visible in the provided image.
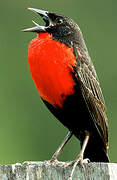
[23,8,109,179]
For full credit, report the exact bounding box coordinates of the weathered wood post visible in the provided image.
[0,161,116,180]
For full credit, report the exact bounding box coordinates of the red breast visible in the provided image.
[28,32,77,107]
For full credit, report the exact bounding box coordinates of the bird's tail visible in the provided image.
[83,141,109,162]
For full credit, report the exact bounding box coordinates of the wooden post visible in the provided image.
[0,161,116,180]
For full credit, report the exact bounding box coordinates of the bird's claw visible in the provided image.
[67,155,90,180]
[50,158,59,164]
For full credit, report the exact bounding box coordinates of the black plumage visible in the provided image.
[24,8,109,163]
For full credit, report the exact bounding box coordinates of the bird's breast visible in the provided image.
[28,33,77,107]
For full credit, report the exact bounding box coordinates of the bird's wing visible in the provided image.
[73,47,108,149]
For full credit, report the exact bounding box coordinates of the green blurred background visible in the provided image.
[0,0,116,164]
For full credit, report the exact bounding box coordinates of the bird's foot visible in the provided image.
[67,154,90,180]
[50,156,58,163]
[63,157,90,169]
[77,156,90,167]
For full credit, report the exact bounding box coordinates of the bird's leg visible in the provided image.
[68,131,90,180]
[23,131,73,165]
[50,131,73,163]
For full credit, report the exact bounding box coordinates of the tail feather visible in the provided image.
[82,138,109,162]
[84,147,109,162]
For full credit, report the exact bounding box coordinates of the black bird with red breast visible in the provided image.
[23,7,109,179]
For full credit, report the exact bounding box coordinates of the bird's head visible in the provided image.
[23,8,82,46]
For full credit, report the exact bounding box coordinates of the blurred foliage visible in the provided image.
[0,0,116,164]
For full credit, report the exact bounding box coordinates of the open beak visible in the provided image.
[22,8,52,33]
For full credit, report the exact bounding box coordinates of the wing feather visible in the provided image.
[74,47,108,149]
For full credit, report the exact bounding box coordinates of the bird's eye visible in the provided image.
[56,18,63,24]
